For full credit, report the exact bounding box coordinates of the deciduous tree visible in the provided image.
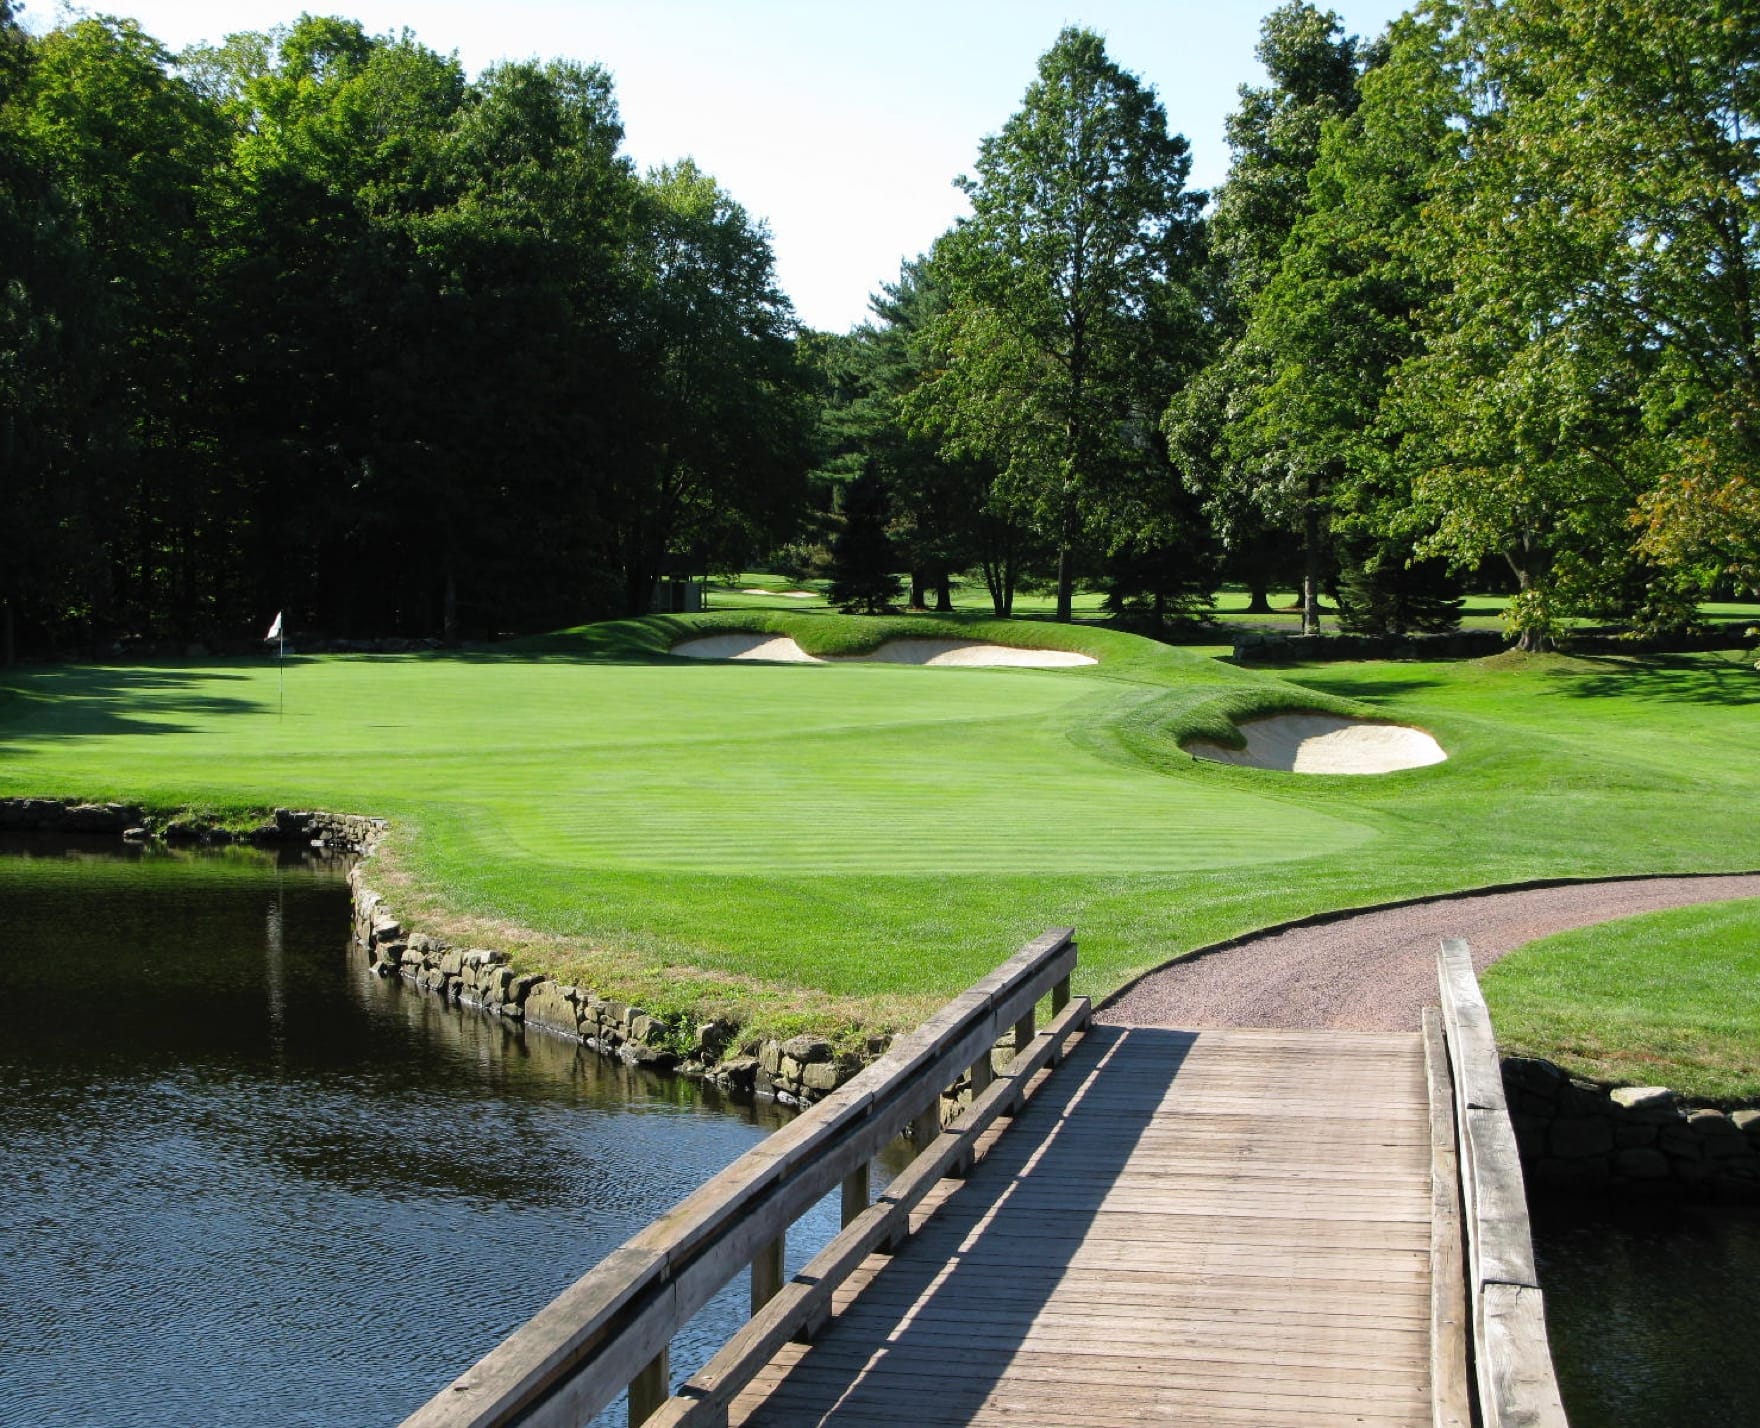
[914,27,1203,622]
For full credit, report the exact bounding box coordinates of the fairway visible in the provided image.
[4,615,1758,1037]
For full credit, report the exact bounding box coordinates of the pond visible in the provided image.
[0,840,866,1427]
[1531,1194,1760,1427]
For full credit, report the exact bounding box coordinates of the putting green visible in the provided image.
[0,657,1372,876]
[7,618,1760,1035]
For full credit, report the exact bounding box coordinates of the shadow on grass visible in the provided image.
[0,664,265,747]
[1274,672,1452,700]
[1548,654,1760,706]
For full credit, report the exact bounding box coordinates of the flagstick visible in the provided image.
[278,629,285,722]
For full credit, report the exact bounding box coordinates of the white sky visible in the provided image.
[30,1,1413,332]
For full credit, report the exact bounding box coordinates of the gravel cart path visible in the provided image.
[1101,874,1760,1033]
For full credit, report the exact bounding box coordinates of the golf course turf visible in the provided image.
[1481,897,1760,1101]
[3,612,1757,1068]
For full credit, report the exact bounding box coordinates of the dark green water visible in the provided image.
[0,840,853,1428]
[1531,1196,1760,1427]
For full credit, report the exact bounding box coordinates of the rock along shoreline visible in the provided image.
[1,796,867,1108]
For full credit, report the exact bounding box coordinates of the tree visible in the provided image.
[813,260,1018,612]
[827,468,903,613]
[0,2,109,662]
[596,160,815,616]
[913,28,1204,622]
[1163,3,1366,635]
[1514,0,1760,609]
[1381,0,1759,647]
[1238,3,1466,637]
[8,13,227,646]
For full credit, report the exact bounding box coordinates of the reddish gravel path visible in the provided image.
[1100,874,1760,1033]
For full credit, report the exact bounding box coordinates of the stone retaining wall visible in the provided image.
[1504,1055,1760,1200]
[0,796,382,850]
[349,866,869,1105]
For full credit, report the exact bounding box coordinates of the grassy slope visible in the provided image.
[1481,898,1760,1100]
[3,613,1757,1048]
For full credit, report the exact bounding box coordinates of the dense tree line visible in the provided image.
[5,2,1757,659]
[823,0,1759,647]
[0,5,812,659]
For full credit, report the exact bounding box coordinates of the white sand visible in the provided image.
[739,589,817,599]
[1185,713,1446,775]
[670,633,1096,667]
[859,639,1095,667]
[672,633,822,662]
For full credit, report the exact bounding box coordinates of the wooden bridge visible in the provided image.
[404,931,1566,1428]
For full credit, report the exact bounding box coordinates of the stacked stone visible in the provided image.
[1504,1056,1760,1199]
[249,808,383,850]
[0,797,381,850]
[755,1036,862,1106]
[1231,630,1506,663]
[350,870,860,1103]
[0,798,143,833]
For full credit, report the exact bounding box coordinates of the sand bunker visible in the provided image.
[673,634,821,662]
[739,589,817,599]
[671,633,1096,668]
[1185,713,1446,775]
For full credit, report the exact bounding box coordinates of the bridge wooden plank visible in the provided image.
[729,1023,1435,1427]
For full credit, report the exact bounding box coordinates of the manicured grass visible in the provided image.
[3,613,1757,1048]
[1481,899,1760,1101]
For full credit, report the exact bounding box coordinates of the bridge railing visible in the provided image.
[401,927,1091,1428]
[1435,936,1568,1428]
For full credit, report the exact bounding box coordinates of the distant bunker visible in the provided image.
[670,634,1097,668]
[1186,713,1447,775]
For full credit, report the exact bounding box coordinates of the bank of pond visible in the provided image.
[0,842,1752,1427]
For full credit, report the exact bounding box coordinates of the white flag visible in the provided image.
[264,612,282,642]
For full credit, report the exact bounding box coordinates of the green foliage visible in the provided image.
[911,28,1206,622]
[1384,0,1760,647]
[0,11,810,655]
[1164,3,1368,637]
[826,469,903,613]
[1334,539,1462,636]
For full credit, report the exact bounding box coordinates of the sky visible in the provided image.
[30,1,1414,332]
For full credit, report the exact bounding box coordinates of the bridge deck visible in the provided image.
[729,1023,1433,1427]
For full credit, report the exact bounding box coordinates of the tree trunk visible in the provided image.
[1508,548,1553,653]
[908,570,927,609]
[934,572,954,614]
[1301,475,1322,637]
[1245,579,1272,615]
[443,570,458,644]
[982,557,1006,615]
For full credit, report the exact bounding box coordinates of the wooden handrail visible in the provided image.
[400,928,1082,1428]
[1436,938,1568,1428]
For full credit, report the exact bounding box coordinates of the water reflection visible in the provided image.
[1532,1196,1760,1427]
[0,841,858,1428]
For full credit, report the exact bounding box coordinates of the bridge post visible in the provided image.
[841,1163,870,1227]
[629,1346,668,1427]
[1050,957,1074,1064]
[955,1052,996,1176]
[751,1235,785,1315]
